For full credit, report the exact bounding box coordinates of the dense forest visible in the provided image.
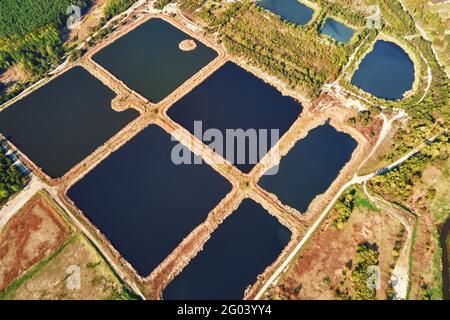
[0,0,88,37]
[0,147,28,204]
[0,25,63,76]
[0,0,89,80]
[104,0,137,20]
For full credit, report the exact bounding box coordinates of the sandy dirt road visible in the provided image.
[0,177,43,230]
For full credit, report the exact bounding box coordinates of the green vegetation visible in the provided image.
[430,233,444,299]
[0,0,90,75]
[375,38,449,164]
[0,82,31,105]
[333,189,356,229]
[332,1,449,165]
[0,0,88,37]
[0,145,28,205]
[351,243,379,300]
[154,0,172,10]
[370,0,415,35]
[368,136,449,300]
[403,0,449,73]
[177,0,449,152]
[348,107,380,127]
[333,187,377,229]
[315,0,415,35]
[86,261,102,269]
[108,284,141,300]
[419,243,443,302]
[104,0,137,20]
[392,228,405,261]
[0,25,64,76]
[312,0,366,27]
[447,230,450,295]
[447,231,450,266]
[369,135,449,201]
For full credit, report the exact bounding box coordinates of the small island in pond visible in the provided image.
[179,39,197,52]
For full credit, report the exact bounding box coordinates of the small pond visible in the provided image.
[0,67,138,178]
[351,40,415,100]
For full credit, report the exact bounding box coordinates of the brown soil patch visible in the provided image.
[6,235,129,300]
[0,66,27,93]
[353,117,383,145]
[268,201,404,300]
[0,192,70,291]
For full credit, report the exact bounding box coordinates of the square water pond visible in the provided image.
[0,66,138,178]
[93,18,218,103]
[167,62,301,173]
[163,199,291,299]
[259,124,357,213]
[68,125,232,277]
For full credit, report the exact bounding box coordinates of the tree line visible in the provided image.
[104,0,137,20]
[0,0,88,37]
[0,0,89,89]
[0,147,28,204]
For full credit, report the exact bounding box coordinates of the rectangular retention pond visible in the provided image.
[320,18,354,43]
[259,124,357,213]
[93,18,218,103]
[257,0,314,26]
[68,125,232,277]
[163,199,291,300]
[167,62,301,173]
[0,67,138,178]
